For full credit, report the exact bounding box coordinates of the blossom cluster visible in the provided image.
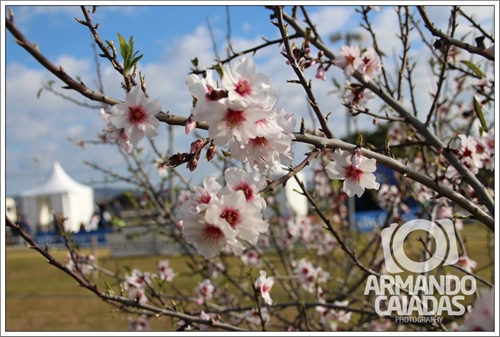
[284,216,338,256]
[64,252,95,277]
[185,57,296,172]
[177,167,269,259]
[100,85,161,154]
[293,258,330,293]
[332,46,382,108]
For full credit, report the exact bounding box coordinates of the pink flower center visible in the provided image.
[346,54,357,66]
[475,143,485,155]
[235,78,252,97]
[128,105,147,125]
[345,165,363,183]
[462,147,472,158]
[196,192,211,205]
[220,208,240,229]
[235,182,254,201]
[225,109,246,128]
[202,224,224,246]
[250,137,268,148]
[262,284,270,293]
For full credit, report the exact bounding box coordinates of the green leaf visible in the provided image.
[104,281,115,295]
[128,35,134,54]
[213,63,224,79]
[460,60,484,78]
[130,54,143,68]
[191,57,199,68]
[117,33,129,61]
[473,95,488,134]
[36,88,43,99]
[105,40,115,50]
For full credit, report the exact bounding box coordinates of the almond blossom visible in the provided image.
[254,270,274,305]
[293,258,329,293]
[108,85,161,146]
[325,149,380,198]
[222,57,278,109]
[99,108,133,154]
[157,259,175,282]
[197,100,268,146]
[185,69,222,117]
[182,206,244,259]
[360,47,382,81]
[123,269,151,304]
[127,315,150,331]
[459,288,495,331]
[343,81,376,108]
[241,249,262,267]
[210,191,269,245]
[333,45,363,77]
[455,255,478,273]
[194,279,217,305]
[220,167,267,211]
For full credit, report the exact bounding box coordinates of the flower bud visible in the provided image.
[350,150,363,169]
[318,50,324,58]
[168,153,186,167]
[315,65,326,81]
[185,114,196,134]
[187,158,198,172]
[206,143,216,162]
[190,139,205,154]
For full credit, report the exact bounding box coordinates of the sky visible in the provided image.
[1,2,497,198]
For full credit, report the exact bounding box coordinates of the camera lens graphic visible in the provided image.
[381,219,459,274]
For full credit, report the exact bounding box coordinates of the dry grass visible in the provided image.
[4,221,494,332]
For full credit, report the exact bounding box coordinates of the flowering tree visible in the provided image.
[5,5,495,332]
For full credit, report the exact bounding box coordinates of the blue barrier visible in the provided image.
[35,229,114,248]
[354,206,425,232]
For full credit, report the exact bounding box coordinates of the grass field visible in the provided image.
[4,221,495,332]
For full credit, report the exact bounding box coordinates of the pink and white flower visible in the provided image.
[459,288,494,331]
[222,57,278,109]
[197,100,268,146]
[154,158,168,178]
[127,315,150,331]
[360,47,382,81]
[343,81,376,108]
[221,167,267,211]
[108,85,161,146]
[325,149,380,198]
[194,279,218,305]
[293,258,329,293]
[210,191,269,245]
[241,249,262,267]
[157,259,175,282]
[182,206,244,259]
[333,46,363,77]
[254,270,275,305]
[99,108,134,154]
[455,255,478,273]
[244,307,270,325]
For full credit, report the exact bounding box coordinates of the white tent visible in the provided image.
[266,168,309,218]
[20,161,94,235]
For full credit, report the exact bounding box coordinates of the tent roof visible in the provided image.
[21,161,92,197]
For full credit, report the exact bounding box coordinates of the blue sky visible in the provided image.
[2,3,496,197]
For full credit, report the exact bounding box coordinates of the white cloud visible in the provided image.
[307,6,354,38]
[5,5,495,197]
